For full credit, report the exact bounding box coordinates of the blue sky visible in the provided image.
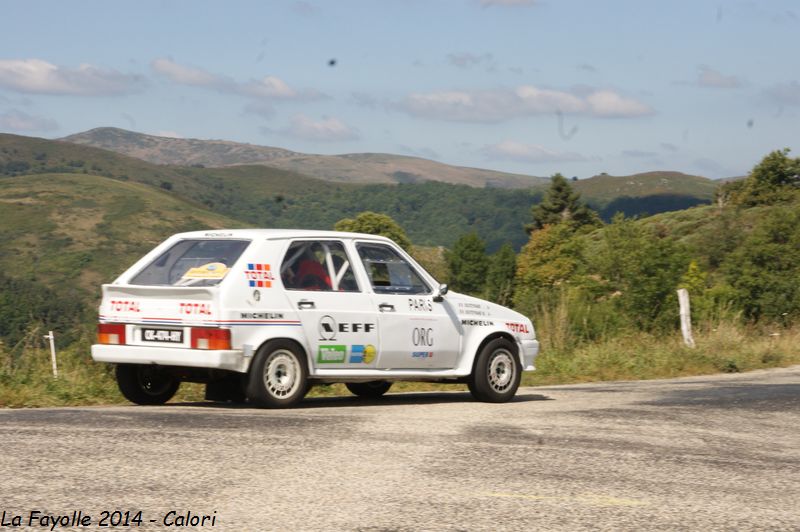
[0,0,798,179]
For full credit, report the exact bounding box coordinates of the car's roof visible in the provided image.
[172,228,394,242]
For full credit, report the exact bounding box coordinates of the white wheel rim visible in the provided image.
[488,349,515,393]
[263,350,300,398]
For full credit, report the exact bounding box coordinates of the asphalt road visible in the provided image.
[1,366,799,531]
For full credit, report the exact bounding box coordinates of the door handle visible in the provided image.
[378,303,395,312]
[298,300,316,309]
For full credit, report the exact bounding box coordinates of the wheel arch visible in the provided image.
[253,336,311,372]
[470,331,520,372]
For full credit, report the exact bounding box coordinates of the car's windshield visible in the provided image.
[129,239,250,287]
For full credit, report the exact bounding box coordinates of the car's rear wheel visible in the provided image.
[346,380,392,398]
[246,340,309,408]
[116,364,180,405]
[468,338,521,403]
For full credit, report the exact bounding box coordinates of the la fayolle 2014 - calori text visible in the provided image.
[0,509,217,529]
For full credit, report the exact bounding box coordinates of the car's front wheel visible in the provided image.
[346,380,392,398]
[246,340,309,408]
[116,364,180,405]
[468,338,521,403]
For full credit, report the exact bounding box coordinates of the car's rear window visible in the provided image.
[129,239,250,287]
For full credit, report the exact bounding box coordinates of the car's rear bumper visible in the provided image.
[91,344,249,373]
[521,339,540,371]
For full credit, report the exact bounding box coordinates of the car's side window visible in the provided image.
[356,243,431,295]
[280,240,359,292]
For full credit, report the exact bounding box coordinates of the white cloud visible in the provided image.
[483,141,593,163]
[151,57,323,101]
[398,85,652,122]
[284,114,359,141]
[0,109,58,132]
[0,58,144,96]
[151,58,226,88]
[241,76,300,99]
[585,90,655,118]
[765,81,800,106]
[696,65,742,88]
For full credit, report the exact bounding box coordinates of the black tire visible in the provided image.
[345,380,392,398]
[468,338,521,403]
[246,340,309,408]
[116,364,180,405]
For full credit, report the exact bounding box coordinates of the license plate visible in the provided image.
[141,328,183,344]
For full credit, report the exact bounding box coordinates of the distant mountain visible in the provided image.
[2,132,719,251]
[0,133,540,251]
[573,171,718,219]
[62,127,548,188]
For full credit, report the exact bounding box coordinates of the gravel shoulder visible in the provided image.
[1,366,799,531]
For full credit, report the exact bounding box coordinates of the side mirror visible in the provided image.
[433,283,449,302]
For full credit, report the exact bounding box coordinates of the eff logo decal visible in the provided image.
[245,263,275,288]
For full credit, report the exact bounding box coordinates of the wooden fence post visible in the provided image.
[677,288,695,348]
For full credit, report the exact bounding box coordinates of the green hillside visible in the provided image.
[0,133,541,250]
[574,171,717,219]
[1,133,720,252]
[0,172,246,297]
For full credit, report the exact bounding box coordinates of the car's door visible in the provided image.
[280,239,380,369]
[354,241,461,369]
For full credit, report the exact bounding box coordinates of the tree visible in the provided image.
[445,232,488,295]
[484,243,516,305]
[527,173,601,233]
[723,207,800,323]
[735,148,800,206]
[591,214,688,331]
[334,211,412,250]
[513,223,584,308]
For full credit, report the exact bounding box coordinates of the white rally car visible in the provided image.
[91,229,539,408]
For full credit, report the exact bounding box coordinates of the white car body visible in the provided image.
[91,229,539,404]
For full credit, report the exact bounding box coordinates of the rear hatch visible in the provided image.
[99,285,221,349]
[97,237,251,349]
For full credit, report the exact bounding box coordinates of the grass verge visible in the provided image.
[1,321,797,408]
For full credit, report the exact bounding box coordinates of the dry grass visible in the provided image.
[1,321,797,408]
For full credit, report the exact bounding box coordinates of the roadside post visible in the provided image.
[677,289,695,348]
[44,330,58,378]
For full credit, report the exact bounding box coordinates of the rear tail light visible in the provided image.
[191,328,231,350]
[97,323,126,345]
